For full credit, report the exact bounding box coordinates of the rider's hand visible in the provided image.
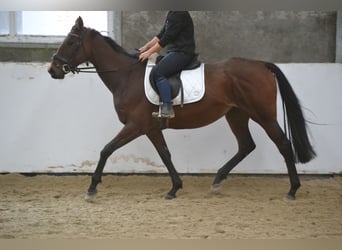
[139,51,151,62]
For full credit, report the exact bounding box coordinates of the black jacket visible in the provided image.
[156,11,196,54]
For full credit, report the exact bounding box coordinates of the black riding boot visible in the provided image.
[153,102,175,118]
[160,102,175,118]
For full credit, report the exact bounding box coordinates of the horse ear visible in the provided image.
[75,16,84,29]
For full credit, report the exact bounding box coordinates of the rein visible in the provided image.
[71,61,140,74]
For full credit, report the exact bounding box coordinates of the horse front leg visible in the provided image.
[146,129,182,199]
[85,124,142,201]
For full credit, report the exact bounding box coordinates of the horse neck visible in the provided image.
[86,34,139,92]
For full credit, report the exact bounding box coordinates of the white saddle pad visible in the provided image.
[144,59,205,106]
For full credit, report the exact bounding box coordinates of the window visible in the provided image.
[0,11,116,47]
[0,12,10,35]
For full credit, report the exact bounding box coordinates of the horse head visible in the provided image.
[48,16,89,79]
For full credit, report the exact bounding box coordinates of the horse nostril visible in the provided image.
[48,66,57,77]
[48,65,64,79]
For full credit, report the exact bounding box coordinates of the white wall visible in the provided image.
[0,62,341,174]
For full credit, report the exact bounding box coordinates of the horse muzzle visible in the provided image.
[48,64,65,79]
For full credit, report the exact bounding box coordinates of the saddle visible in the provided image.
[149,54,201,106]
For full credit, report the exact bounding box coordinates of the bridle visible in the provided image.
[52,32,86,74]
[52,29,140,75]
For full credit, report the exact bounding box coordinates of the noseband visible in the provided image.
[52,53,74,73]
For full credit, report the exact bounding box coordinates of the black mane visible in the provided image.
[90,29,136,58]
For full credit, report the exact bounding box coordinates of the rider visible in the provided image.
[139,11,196,118]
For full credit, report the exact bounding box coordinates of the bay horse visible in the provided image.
[48,17,316,200]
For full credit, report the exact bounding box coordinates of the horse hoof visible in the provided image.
[165,194,176,200]
[287,194,296,200]
[85,190,97,202]
[211,183,221,192]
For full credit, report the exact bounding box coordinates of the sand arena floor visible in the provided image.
[0,174,341,239]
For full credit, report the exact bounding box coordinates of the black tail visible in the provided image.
[265,62,316,163]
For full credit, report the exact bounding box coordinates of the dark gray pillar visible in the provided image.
[111,11,122,45]
[336,10,342,63]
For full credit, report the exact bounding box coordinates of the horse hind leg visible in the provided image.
[259,120,301,199]
[212,108,256,190]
